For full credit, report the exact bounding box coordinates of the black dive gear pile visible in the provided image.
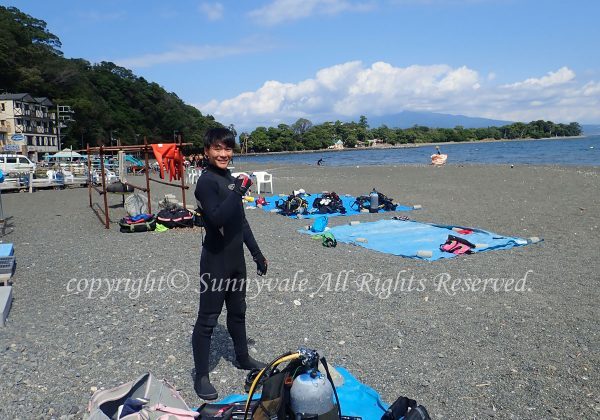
[196,347,431,420]
[275,193,309,216]
[312,192,347,214]
[352,190,398,212]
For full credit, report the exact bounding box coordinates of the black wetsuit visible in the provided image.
[192,164,262,376]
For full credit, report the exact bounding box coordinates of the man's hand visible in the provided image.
[254,254,268,276]
[233,174,252,196]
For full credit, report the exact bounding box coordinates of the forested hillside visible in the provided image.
[0,6,220,148]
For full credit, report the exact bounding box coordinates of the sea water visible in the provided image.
[236,135,600,167]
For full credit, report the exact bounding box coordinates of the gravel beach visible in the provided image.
[0,164,598,419]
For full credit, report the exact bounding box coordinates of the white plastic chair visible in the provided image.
[62,170,75,183]
[252,171,273,194]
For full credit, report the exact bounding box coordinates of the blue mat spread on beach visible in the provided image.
[300,219,536,260]
[213,366,389,418]
[255,193,414,218]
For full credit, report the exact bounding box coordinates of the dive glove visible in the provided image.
[233,174,252,196]
[254,254,268,276]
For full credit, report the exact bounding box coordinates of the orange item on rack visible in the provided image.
[151,143,184,181]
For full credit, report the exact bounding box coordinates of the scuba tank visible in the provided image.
[369,188,379,213]
[290,371,335,417]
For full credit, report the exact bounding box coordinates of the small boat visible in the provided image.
[431,153,448,165]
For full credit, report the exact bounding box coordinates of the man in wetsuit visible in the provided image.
[192,127,268,400]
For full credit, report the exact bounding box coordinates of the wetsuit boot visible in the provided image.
[234,353,268,370]
[194,374,218,401]
[226,298,267,371]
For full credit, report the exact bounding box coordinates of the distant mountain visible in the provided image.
[582,124,600,135]
[363,111,513,129]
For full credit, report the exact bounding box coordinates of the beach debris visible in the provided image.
[412,204,422,210]
[349,221,360,226]
[293,299,302,306]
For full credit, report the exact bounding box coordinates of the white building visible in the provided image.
[328,139,344,150]
[0,93,59,160]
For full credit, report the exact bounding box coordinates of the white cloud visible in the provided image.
[582,81,600,97]
[115,40,270,68]
[199,2,224,21]
[249,0,376,25]
[198,62,600,127]
[502,67,575,89]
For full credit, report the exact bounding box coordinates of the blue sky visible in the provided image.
[4,0,600,130]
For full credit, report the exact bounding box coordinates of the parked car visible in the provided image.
[0,154,36,173]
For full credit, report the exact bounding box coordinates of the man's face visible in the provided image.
[205,140,233,170]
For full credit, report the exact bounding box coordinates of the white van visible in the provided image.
[0,154,36,173]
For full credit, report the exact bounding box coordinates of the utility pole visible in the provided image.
[110,129,119,147]
[57,105,62,150]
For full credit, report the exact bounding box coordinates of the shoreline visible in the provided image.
[238,135,588,157]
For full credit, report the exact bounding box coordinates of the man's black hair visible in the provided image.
[204,127,236,150]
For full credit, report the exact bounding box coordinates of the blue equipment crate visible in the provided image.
[0,244,14,257]
[0,256,15,275]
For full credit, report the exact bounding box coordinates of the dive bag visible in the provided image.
[156,208,194,228]
[118,214,156,233]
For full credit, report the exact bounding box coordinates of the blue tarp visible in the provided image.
[300,219,536,261]
[215,366,389,419]
[255,193,414,219]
